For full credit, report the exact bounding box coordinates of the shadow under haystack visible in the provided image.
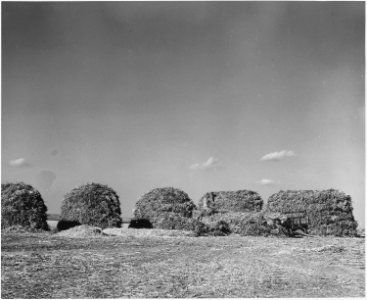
[264,189,358,236]
[1,182,49,231]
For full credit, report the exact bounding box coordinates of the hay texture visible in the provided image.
[134,187,196,228]
[60,183,122,229]
[1,182,49,231]
[56,225,105,238]
[197,190,263,214]
[265,189,358,236]
[102,227,195,237]
[197,211,273,236]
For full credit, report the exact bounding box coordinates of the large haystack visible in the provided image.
[60,183,122,229]
[134,187,196,228]
[197,190,263,214]
[265,189,358,236]
[1,182,49,230]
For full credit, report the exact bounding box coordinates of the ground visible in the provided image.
[1,230,365,298]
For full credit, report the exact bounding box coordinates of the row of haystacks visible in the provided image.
[1,182,122,232]
[194,189,359,237]
[194,189,358,237]
[132,188,283,237]
[1,181,360,237]
[132,187,230,236]
[264,189,358,236]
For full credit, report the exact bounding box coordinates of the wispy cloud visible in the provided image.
[190,156,223,170]
[257,178,278,185]
[260,150,296,161]
[9,157,31,168]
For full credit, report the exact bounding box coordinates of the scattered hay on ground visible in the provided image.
[308,245,346,253]
[56,225,107,238]
[102,228,195,238]
[1,234,364,298]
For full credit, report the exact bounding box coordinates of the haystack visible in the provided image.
[197,211,273,236]
[60,183,122,229]
[1,182,49,230]
[265,189,358,236]
[134,187,196,228]
[197,190,263,214]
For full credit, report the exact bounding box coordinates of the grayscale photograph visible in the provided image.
[1,1,365,298]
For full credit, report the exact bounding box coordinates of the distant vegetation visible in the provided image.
[47,213,60,221]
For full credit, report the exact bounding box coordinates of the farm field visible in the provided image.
[1,231,365,298]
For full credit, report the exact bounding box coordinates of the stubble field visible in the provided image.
[1,231,365,298]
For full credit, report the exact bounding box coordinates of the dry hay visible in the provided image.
[195,191,268,236]
[308,245,345,253]
[102,227,195,238]
[2,232,365,298]
[60,183,122,229]
[265,189,358,236]
[134,187,196,228]
[2,225,50,234]
[197,190,263,215]
[197,211,276,236]
[154,212,204,231]
[56,225,106,238]
[1,182,49,231]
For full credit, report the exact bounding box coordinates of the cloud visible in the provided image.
[257,178,278,185]
[9,157,31,168]
[260,150,296,161]
[35,170,56,191]
[190,156,223,170]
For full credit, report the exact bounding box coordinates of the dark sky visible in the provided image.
[2,2,365,226]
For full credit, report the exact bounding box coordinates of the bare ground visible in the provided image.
[1,231,365,298]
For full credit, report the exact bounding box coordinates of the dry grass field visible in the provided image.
[1,230,365,298]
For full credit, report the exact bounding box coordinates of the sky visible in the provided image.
[2,2,365,226]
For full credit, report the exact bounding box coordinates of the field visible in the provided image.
[1,230,365,298]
